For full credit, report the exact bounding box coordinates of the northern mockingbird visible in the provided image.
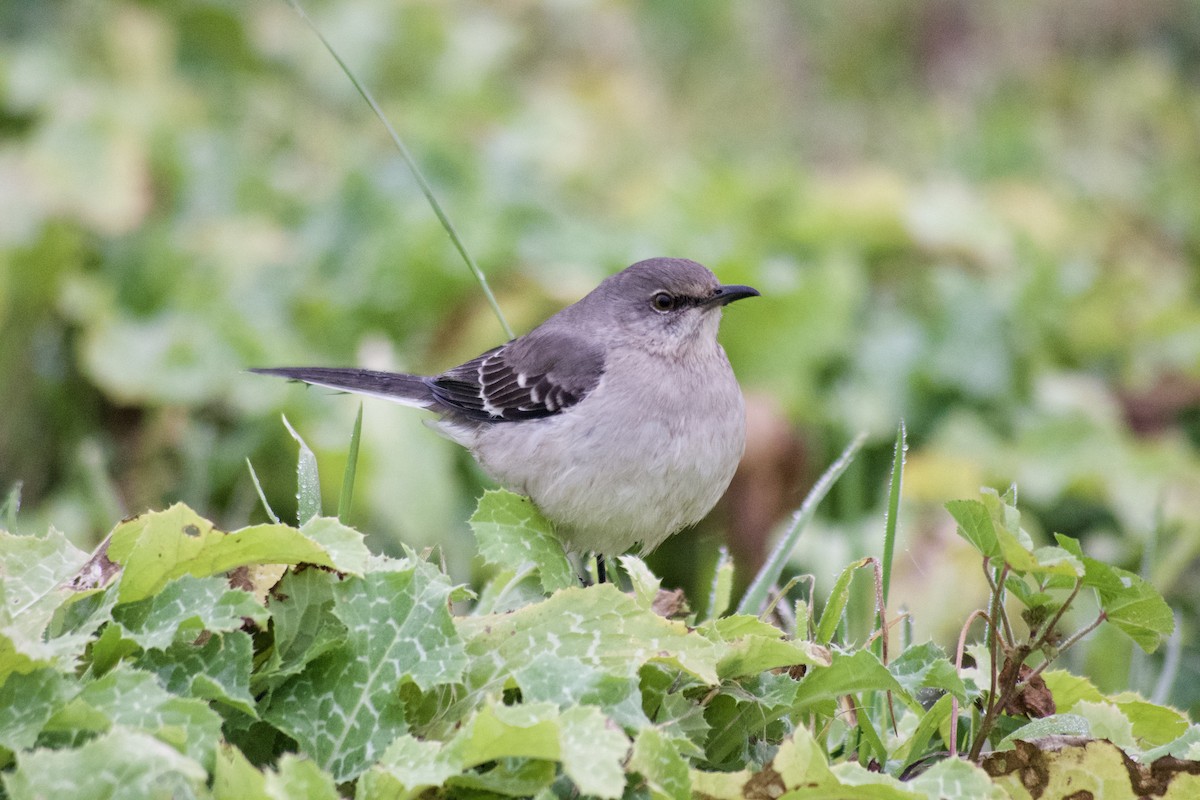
[252,257,758,574]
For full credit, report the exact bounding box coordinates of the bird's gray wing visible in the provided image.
[429,333,605,422]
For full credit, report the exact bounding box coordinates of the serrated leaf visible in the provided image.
[70,667,224,768]
[1109,694,1190,748]
[906,756,1008,799]
[106,505,351,603]
[945,499,1000,558]
[618,554,661,608]
[792,649,906,711]
[630,726,690,800]
[458,584,721,686]
[213,746,339,800]
[256,568,345,690]
[0,527,90,609]
[138,631,257,717]
[0,668,76,751]
[888,641,968,701]
[5,727,207,800]
[1053,534,1174,652]
[359,734,461,800]
[469,490,574,594]
[265,565,467,782]
[513,651,650,730]
[113,574,266,651]
[444,701,628,799]
[299,517,370,575]
[698,615,830,679]
[558,705,630,798]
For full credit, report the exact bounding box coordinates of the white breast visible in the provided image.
[461,342,746,555]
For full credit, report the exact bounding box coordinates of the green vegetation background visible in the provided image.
[1,1,1198,712]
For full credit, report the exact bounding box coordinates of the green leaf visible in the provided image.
[0,527,89,611]
[458,584,721,686]
[945,499,1000,559]
[815,556,872,645]
[299,517,370,576]
[738,433,865,615]
[998,714,1090,750]
[359,734,461,800]
[792,649,906,711]
[113,575,266,651]
[618,554,661,608]
[630,726,691,800]
[138,631,257,717]
[451,701,563,766]
[705,547,735,621]
[512,651,650,730]
[1053,533,1174,652]
[68,667,224,768]
[469,489,574,594]
[888,642,968,701]
[906,756,1008,799]
[0,668,76,752]
[5,728,207,800]
[255,568,346,689]
[282,414,322,525]
[106,505,350,603]
[698,615,830,679]
[213,746,339,800]
[773,724,837,788]
[265,563,467,782]
[558,705,630,799]
[337,403,363,523]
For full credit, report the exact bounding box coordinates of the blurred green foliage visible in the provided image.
[1,1,1198,711]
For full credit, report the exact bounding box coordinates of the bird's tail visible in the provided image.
[249,367,435,408]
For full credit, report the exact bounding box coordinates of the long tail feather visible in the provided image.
[249,367,434,408]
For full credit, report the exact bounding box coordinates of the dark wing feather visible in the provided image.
[428,334,604,422]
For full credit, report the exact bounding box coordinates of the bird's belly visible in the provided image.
[470,372,746,555]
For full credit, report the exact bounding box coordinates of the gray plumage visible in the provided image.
[251,257,758,556]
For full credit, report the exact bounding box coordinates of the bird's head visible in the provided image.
[588,258,759,355]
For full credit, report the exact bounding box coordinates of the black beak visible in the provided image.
[707,284,761,307]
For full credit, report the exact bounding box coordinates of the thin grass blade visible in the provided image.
[337,403,363,523]
[284,0,512,339]
[737,432,867,615]
[245,458,280,524]
[281,414,321,525]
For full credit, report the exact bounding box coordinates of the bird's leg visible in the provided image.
[596,554,607,584]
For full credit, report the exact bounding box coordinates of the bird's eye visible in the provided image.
[651,292,675,312]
